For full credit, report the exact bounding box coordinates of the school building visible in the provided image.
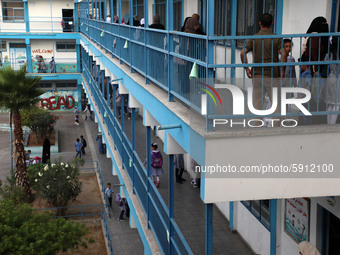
[1,0,340,254]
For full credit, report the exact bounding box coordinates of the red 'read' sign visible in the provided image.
[41,95,75,110]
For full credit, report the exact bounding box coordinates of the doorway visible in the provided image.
[321,206,340,254]
[9,43,26,70]
[62,9,74,32]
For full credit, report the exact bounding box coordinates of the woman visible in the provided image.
[324,36,340,124]
[298,241,320,255]
[303,17,329,76]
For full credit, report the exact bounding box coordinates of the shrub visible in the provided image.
[21,107,59,140]
[28,160,82,215]
[0,198,88,255]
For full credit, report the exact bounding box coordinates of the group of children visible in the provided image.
[105,183,129,221]
[75,135,87,158]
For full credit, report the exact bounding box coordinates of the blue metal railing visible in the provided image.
[81,53,193,254]
[78,8,340,128]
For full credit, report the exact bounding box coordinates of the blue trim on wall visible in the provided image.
[28,73,82,82]
[0,33,80,40]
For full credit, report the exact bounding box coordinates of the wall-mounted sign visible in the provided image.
[285,198,310,243]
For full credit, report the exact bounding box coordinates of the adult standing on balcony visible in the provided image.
[302,17,329,77]
[240,13,287,126]
[149,14,165,30]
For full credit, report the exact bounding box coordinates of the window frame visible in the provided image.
[2,0,25,23]
[214,0,277,37]
[241,200,270,230]
[56,41,76,52]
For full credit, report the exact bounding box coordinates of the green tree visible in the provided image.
[28,161,82,215]
[0,198,88,255]
[21,106,59,141]
[0,65,44,200]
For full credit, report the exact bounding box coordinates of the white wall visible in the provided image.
[29,0,74,32]
[236,201,271,255]
[30,39,76,63]
[204,128,340,203]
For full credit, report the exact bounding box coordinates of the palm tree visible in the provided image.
[0,65,44,200]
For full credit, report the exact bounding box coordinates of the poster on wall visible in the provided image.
[285,198,310,243]
[40,90,78,111]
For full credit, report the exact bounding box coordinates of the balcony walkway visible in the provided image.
[80,107,254,254]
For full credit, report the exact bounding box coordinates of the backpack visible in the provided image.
[115,193,123,207]
[151,151,163,168]
[82,139,87,147]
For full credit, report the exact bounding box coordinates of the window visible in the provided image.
[242,200,270,229]
[0,40,7,52]
[214,0,276,36]
[56,41,76,52]
[153,0,182,31]
[134,0,144,18]
[2,0,24,22]
[214,0,231,36]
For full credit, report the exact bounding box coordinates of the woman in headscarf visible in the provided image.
[298,241,321,255]
[184,17,200,34]
[303,16,329,76]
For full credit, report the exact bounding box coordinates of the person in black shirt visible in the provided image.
[149,14,165,30]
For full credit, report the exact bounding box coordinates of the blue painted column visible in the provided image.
[23,0,29,32]
[74,0,79,32]
[121,94,125,131]
[167,0,174,102]
[146,126,151,229]
[89,56,93,75]
[270,199,277,255]
[118,0,123,62]
[77,83,82,110]
[110,0,114,20]
[92,0,94,19]
[229,201,234,230]
[205,0,214,131]
[330,0,338,32]
[132,107,136,194]
[103,0,107,20]
[76,39,81,73]
[25,38,32,73]
[106,76,110,106]
[99,0,102,20]
[230,0,237,84]
[275,0,284,34]
[101,70,105,95]
[113,84,117,116]
[129,0,133,71]
[169,154,175,255]
[144,0,149,84]
[206,203,213,255]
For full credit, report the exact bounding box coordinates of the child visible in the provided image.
[74,107,80,125]
[298,55,313,125]
[144,143,163,188]
[115,193,125,221]
[75,138,82,158]
[105,183,113,207]
[80,135,87,155]
[282,39,297,91]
